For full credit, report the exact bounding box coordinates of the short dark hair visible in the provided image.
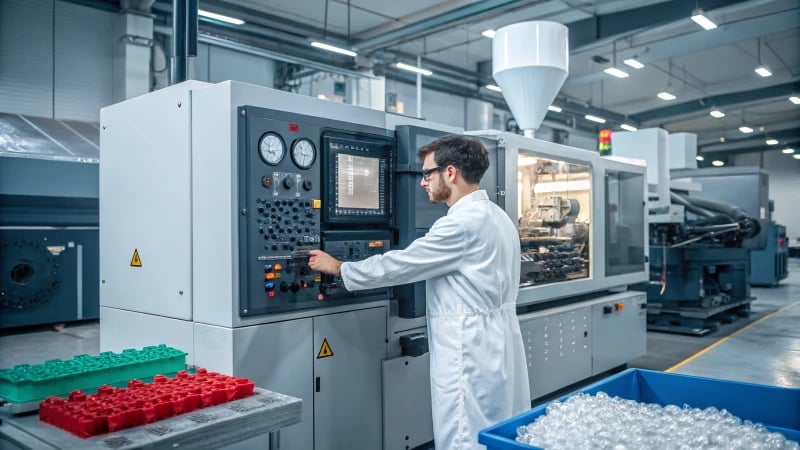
[417,135,490,184]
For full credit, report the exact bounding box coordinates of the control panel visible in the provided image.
[319,231,391,301]
[237,106,394,316]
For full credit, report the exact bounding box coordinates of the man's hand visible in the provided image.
[308,250,343,276]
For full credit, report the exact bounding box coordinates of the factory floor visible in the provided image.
[1,260,798,447]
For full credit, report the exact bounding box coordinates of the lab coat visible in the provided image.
[341,190,530,449]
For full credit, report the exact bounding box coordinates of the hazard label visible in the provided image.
[130,249,142,267]
[317,339,333,359]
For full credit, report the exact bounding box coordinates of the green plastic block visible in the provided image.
[0,345,186,404]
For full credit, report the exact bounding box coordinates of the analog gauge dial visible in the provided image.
[258,132,285,165]
[291,138,317,169]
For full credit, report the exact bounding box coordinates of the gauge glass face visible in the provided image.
[292,139,317,169]
[259,133,285,165]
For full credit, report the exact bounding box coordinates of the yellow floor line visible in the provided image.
[666,300,800,373]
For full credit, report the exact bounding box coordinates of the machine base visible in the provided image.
[646,298,752,335]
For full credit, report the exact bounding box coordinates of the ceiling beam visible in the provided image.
[630,81,800,124]
[699,123,800,152]
[568,0,748,51]
[565,8,800,87]
[702,137,800,157]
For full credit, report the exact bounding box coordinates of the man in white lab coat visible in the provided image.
[308,135,530,449]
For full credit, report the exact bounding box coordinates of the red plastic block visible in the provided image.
[39,370,255,438]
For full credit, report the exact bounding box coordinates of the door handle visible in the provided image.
[316,376,320,392]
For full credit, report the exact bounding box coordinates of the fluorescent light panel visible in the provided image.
[481,29,496,38]
[766,139,779,145]
[623,59,644,69]
[620,124,638,132]
[198,9,245,25]
[585,114,606,124]
[547,105,562,112]
[711,160,725,167]
[782,148,795,154]
[310,41,357,57]
[604,67,629,78]
[657,92,676,101]
[691,13,717,30]
[396,62,433,76]
[739,126,754,133]
[793,154,800,159]
[755,66,772,77]
[709,109,725,118]
[696,155,705,161]
[789,96,800,105]
[485,84,502,92]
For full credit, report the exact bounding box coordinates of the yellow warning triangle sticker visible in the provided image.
[130,249,142,267]
[317,339,333,359]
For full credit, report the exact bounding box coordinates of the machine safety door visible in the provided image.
[313,307,387,450]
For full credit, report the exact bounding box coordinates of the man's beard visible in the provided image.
[430,175,451,203]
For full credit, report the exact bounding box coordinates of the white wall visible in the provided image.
[194,43,275,88]
[733,152,800,240]
[0,0,113,120]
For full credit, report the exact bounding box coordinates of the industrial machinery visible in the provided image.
[0,113,100,329]
[750,221,789,287]
[613,131,763,335]
[99,22,648,450]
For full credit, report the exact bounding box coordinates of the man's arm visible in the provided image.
[308,217,465,291]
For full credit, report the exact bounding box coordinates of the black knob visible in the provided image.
[271,244,278,250]
[292,207,298,212]
[283,178,294,189]
[257,207,264,213]
[280,282,289,292]
[302,180,313,191]
[258,227,264,234]
[291,282,300,293]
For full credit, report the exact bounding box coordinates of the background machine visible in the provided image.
[613,131,765,335]
[99,22,648,450]
[0,113,100,329]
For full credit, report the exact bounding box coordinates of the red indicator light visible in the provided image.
[289,123,299,132]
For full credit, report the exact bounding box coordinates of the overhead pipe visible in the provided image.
[171,0,197,84]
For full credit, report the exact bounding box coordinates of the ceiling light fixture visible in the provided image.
[623,58,644,69]
[709,109,725,118]
[782,148,795,154]
[793,154,800,160]
[790,96,800,105]
[310,41,357,57]
[547,105,562,112]
[696,155,705,161]
[620,124,638,132]
[691,9,717,30]
[766,139,779,145]
[585,114,606,124]
[485,84,502,92]
[481,29,496,39]
[604,67,629,78]
[198,9,245,25]
[711,160,725,167]
[739,126,754,133]
[657,92,676,101]
[755,66,772,77]
[396,62,433,76]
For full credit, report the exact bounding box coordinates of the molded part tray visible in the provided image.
[479,369,800,450]
[0,345,186,403]
[39,369,256,438]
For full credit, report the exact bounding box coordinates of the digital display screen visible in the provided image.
[337,153,380,210]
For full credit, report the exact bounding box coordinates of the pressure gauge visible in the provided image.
[258,132,285,165]
[291,138,317,169]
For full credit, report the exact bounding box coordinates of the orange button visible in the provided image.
[266,273,275,280]
[274,263,283,271]
[615,303,624,311]
[313,199,321,209]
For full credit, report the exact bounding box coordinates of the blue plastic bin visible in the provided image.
[479,369,800,450]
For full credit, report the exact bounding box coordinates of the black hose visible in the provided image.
[670,192,714,218]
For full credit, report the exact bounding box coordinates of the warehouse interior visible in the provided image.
[0,0,799,449]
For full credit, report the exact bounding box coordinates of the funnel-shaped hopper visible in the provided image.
[493,21,568,133]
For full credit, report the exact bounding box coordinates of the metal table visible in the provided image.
[0,388,301,449]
